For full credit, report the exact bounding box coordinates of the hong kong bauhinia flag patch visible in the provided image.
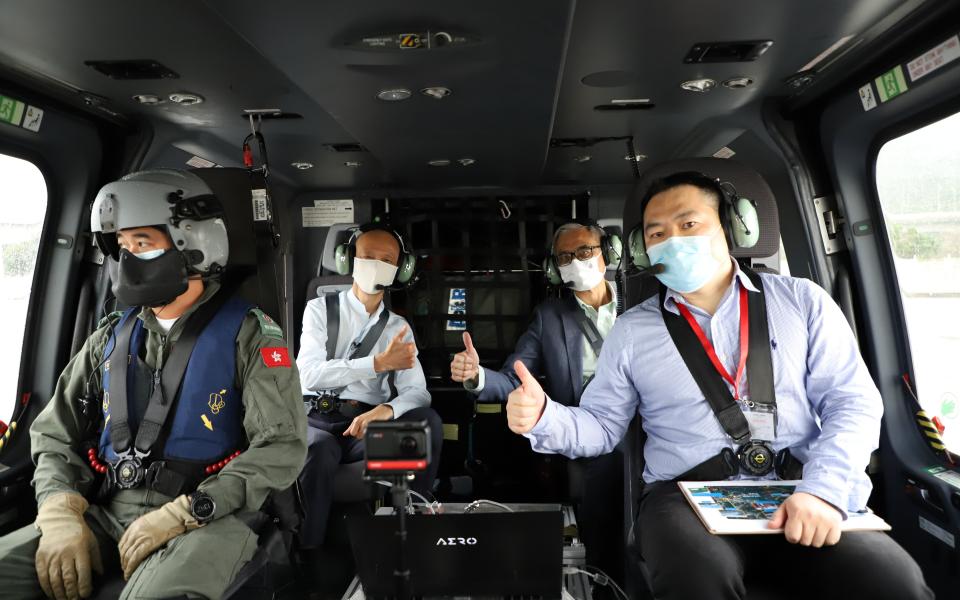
[260,347,292,368]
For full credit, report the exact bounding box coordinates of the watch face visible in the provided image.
[192,494,216,520]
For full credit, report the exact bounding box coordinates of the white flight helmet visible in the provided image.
[90,168,229,274]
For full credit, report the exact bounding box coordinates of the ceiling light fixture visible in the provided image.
[573,155,592,163]
[377,88,412,101]
[624,153,647,162]
[132,94,163,105]
[457,158,475,166]
[428,159,451,167]
[799,35,855,72]
[291,162,314,170]
[421,86,452,99]
[168,92,204,105]
[722,77,754,89]
[344,161,363,168]
[610,98,652,105]
[680,79,716,93]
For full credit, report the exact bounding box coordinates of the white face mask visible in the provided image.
[557,254,605,292]
[133,248,166,260]
[353,257,398,294]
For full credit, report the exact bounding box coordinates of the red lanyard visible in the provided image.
[676,286,749,400]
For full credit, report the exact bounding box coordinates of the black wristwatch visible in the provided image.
[189,491,216,524]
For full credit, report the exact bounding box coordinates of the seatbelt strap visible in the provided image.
[325,292,340,360]
[676,286,749,400]
[349,309,390,360]
[323,292,390,361]
[572,308,605,358]
[106,315,138,454]
[320,292,397,400]
[108,290,233,455]
[658,267,775,446]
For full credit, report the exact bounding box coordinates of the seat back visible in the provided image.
[620,158,780,308]
[298,223,356,355]
[304,222,357,304]
[190,168,285,322]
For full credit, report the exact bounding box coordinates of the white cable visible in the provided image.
[408,490,439,514]
[374,481,438,514]
[562,566,629,600]
[463,499,514,513]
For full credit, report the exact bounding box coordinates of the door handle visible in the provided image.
[905,478,945,513]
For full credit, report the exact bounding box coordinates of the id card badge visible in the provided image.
[742,400,776,441]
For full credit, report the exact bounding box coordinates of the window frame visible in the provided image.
[868,99,960,460]
[0,142,57,424]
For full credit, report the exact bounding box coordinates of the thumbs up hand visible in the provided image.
[506,361,546,434]
[450,332,481,385]
[374,326,416,373]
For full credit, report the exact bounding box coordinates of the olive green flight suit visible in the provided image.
[0,281,307,599]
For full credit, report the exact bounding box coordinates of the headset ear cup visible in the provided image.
[605,234,623,268]
[334,244,353,276]
[627,228,650,269]
[543,256,563,286]
[728,197,760,248]
[395,253,417,285]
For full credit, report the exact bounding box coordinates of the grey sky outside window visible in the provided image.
[0,153,47,422]
[876,110,960,454]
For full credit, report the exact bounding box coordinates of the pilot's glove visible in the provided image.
[118,495,201,580]
[34,493,104,600]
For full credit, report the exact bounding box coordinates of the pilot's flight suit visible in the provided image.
[0,281,307,600]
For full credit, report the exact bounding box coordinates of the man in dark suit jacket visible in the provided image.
[450,222,623,583]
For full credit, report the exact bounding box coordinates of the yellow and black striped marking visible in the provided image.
[916,410,947,451]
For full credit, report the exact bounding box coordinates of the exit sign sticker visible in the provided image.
[875,66,909,103]
[0,94,25,127]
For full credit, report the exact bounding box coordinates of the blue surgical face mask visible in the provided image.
[133,248,166,261]
[646,228,721,293]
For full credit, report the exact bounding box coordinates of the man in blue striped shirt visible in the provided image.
[506,172,931,599]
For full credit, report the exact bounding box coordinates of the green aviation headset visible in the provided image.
[334,223,417,288]
[544,221,624,286]
[627,172,760,269]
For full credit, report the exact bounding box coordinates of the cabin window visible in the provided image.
[0,152,47,422]
[876,109,960,453]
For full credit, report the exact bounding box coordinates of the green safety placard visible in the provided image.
[0,94,26,126]
[875,66,909,103]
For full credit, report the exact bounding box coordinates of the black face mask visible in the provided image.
[112,249,189,308]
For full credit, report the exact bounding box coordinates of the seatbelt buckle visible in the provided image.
[109,449,150,490]
[304,393,339,415]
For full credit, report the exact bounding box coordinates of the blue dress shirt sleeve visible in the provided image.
[791,279,883,516]
[525,316,639,458]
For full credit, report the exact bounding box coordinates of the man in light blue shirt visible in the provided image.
[506,172,931,599]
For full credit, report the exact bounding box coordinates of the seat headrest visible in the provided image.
[623,158,779,261]
[318,223,359,275]
[189,167,264,270]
